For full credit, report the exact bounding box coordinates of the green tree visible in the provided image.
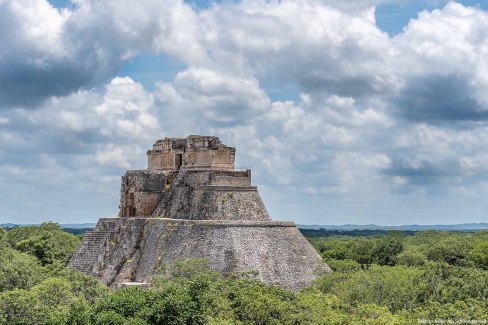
[397,247,427,267]
[54,267,109,303]
[469,241,488,270]
[146,286,203,325]
[91,311,128,325]
[351,303,407,324]
[0,247,44,292]
[314,265,422,312]
[64,299,91,325]
[32,278,78,324]
[372,236,404,266]
[153,258,220,288]
[326,259,362,273]
[412,299,488,320]
[320,239,352,260]
[16,225,80,266]
[0,226,38,248]
[89,282,213,325]
[296,290,352,324]
[31,278,75,309]
[426,236,469,266]
[214,277,299,325]
[0,289,48,325]
[416,261,488,304]
[1,222,80,266]
[91,286,153,323]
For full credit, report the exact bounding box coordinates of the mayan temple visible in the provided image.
[69,135,329,290]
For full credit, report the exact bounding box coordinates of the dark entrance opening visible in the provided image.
[175,154,182,170]
[127,193,136,217]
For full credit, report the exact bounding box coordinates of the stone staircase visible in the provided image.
[69,219,121,274]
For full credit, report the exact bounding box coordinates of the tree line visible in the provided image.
[0,223,487,324]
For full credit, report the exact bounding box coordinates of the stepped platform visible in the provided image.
[72,217,327,290]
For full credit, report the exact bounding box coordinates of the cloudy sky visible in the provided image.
[1,0,488,225]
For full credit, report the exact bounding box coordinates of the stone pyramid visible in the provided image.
[69,135,329,290]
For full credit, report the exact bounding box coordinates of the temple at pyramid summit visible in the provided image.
[69,135,330,290]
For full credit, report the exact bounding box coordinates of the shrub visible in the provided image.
[0,247,44,292]
[397,248,427,267]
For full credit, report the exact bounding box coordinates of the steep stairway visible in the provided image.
[69,219,120,274]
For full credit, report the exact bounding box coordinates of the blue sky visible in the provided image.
[376,0,487,34]
[1,0,488,225]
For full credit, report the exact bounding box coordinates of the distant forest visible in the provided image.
[300,228,417,237]
[59,228,93,236]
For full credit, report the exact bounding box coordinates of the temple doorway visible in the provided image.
[175,154,182,170]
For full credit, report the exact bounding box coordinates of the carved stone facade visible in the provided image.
[70,135,330,290]
[147,135,235,171]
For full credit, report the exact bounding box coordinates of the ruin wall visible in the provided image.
[75,218,328,291]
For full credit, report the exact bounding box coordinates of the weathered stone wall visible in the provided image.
[181,148,234,170]
[146,136,236,171]
[120,169,258,219]
[152,186,271,221]
[150,170,270,221]
[119,170,177,217]
[211,175,250,186]
[92,218,146,286]
[175,170,250,186]
[186,135,220,150]
[77,218,328,291]
[148,152,181,170]
[148,148,235,171]
[151,138,186,151]
[134,218,328,290]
